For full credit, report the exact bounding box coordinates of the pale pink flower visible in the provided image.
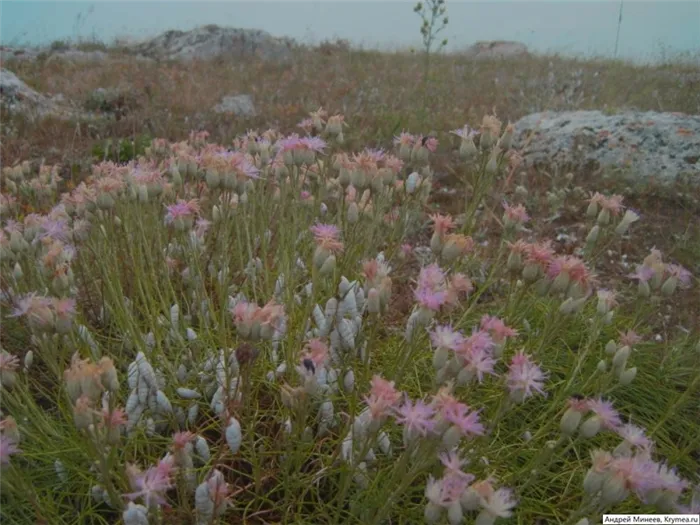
[666,264,692,288]
[414,264,448,311]
[394,397,436,437]
[310,223,344,254]
[439,451,475,484]
[524,241,556,270]
[457,330,495,358]
[628,264,655,283]
[480,315,518,344]
[430,214,456,238]
[440,400,484,437]
[430,325,465,352]
[165,199,199,226]
[586,398,622,429]
[0,435,21,465]
[479,487,517,519]
[172,431,196,451]
[393,131,415,147]
[601,195,625,216]
[617,424,653,451]
[619,330,642,348]
[303,339,329,368]
[124,457,175,508]
[460,346,497,383]
[506,350,547,400]
[364,375,402,419]
[502,201,530,225]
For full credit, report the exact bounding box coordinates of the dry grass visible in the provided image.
[3,45,699,165]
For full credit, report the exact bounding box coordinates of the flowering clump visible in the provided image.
[0,111,695,525]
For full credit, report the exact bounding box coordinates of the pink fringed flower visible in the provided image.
[506,350,547,402]
[430,214,456,239]
[414,264,449,311]
[586,398,622,429]
[480,315,518,344]
[440,400,485,437]
[364,375,402,420]
[125,457,175,509]
[0,435,21,465]
[310,223,344,254]
[502,201,530,227]
[394,397,436,437]
[430,325,465,352]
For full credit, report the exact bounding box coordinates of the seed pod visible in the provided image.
[187,403,199,426]
[560,408,583,436]
[343,369,355,393]
[177,388,201,400]
[225,417,242,454]
[619,367,637,386]
[195,436,211,463]
[123,502,149,525]
[195,480,215,524]
[579,416,602,439]
[23,350,34,370]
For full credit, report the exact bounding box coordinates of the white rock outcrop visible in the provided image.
[131,25,295,61]
[513,110,700,183]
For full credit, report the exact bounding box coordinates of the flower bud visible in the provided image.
[637,280,650,298]
[612,346,630,370]
[586,201,599,219]
[579,416,602,438]
[507,251,523,272]
[319,255,336,276]
[601,474,629,506]
[12,262,22,280]
[347,202,359,224]
[615,210,639,235]
[367,288,381,314]
[586,225,600,245]
[123,502,149,525]
[583,469,605,495]
[605,340,617,355]
[485,151,499,173]
[618,367,637,386]
[522,264,540,283]
[660,276,678,297]
[597,359,607,372]
[225,417,242,454]
[560,408,583,436]
[597,209,610,226]
[424,502,443,524]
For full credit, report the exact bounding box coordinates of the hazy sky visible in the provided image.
[2,1,699,61]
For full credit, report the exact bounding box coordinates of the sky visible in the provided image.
[1,0,699,62]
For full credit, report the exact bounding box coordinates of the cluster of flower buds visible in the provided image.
[197,348,241,419]
[195,469,231,524]
[125,352,172,435]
